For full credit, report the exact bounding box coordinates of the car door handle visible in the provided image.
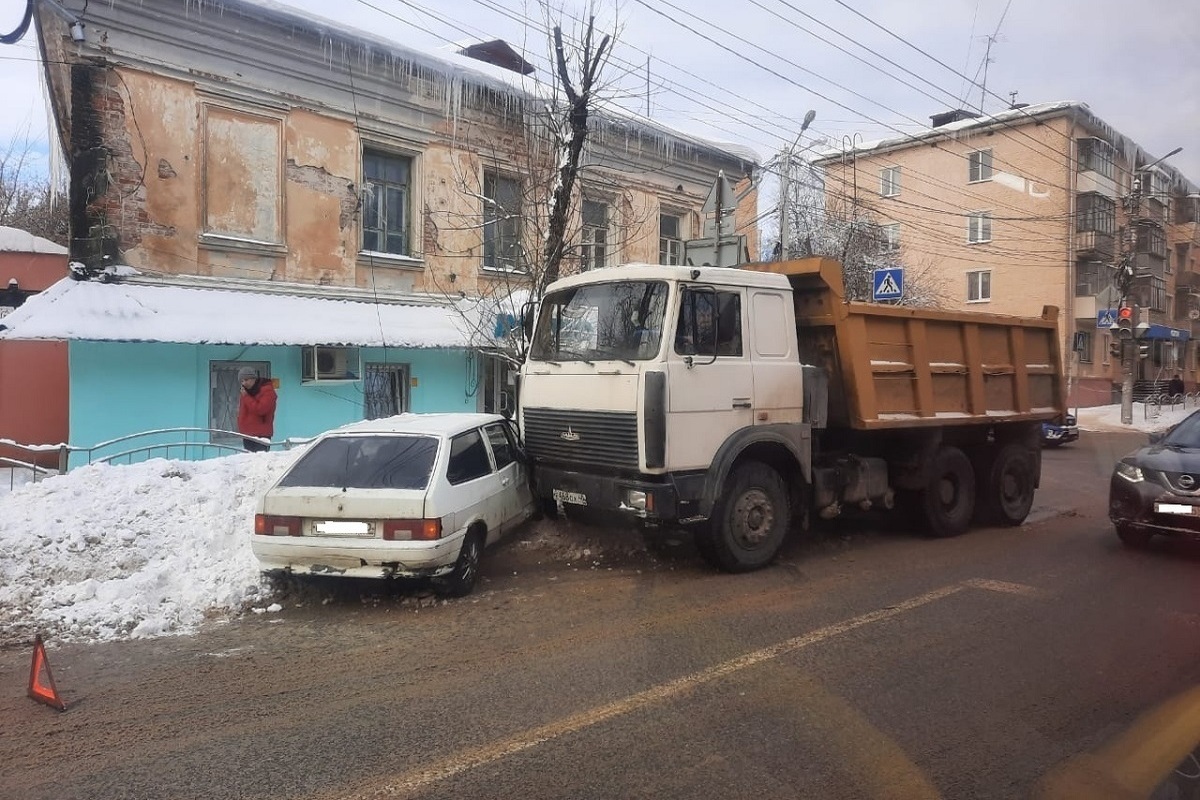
[732,399,752,409]
[501,477,511,486]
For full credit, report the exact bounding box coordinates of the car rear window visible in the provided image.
[278,435,439,490]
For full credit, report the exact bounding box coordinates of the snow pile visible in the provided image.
[0,451,301,646]
[1075,403,1197,433]
[0,225,67,255]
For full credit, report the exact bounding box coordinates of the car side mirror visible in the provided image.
[499,390,513,419]
[1148,431,1165,445]
[521,301,536,342]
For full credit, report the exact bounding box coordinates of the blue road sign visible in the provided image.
[872,267,903,301]
[1096,308,1117,329]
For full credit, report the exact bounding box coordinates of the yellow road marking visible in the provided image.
[336,583,965,799]
[963,578,1049,598]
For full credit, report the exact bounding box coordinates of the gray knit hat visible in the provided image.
[237,367,258,381]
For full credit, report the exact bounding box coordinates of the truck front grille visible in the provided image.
[523,408,639,470]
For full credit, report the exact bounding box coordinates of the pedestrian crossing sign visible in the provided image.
[872,268,904,302]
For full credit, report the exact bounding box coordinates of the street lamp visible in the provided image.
[777,110,816,260]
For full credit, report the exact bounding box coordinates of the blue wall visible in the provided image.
[68,342,481,467]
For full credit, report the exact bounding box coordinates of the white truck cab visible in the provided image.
[520,264,814,568]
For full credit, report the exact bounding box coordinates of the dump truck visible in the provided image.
[519,257,1065,572]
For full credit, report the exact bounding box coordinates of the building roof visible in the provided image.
[0,274,475,348]
[811,100,1197,193]
[0,226,67,255]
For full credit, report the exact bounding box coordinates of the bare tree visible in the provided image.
[419,10,625,371]
[773,151,947,308]
[0,133,67,246]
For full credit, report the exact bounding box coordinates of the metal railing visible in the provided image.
[1,428,313,490]
[1142,392,1200,421]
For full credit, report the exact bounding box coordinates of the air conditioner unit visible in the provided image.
[301,346,361,383]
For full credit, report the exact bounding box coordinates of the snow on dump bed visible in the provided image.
[0,451,300,645]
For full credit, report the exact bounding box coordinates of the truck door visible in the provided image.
[666,286,753,471]
[749,290,803,424]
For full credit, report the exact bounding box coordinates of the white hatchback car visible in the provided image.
[252,413,534,596]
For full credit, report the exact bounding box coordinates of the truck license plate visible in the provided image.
[552,489,588,506]
[1155,502,1197,515]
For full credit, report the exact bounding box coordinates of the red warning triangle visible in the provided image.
[27,634,67,711]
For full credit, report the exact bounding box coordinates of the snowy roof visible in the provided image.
[0,276,474,348]
[0,226,67,255]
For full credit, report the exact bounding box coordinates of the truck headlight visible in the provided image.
[1115,462,1145,483]
[624,489,648,512]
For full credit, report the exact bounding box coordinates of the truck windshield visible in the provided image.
[530,281,668,362]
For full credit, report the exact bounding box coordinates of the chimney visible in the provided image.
[930,109,981,128]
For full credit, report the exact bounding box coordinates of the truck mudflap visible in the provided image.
[532,464,700,521]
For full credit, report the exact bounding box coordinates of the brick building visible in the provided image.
[815,102,1200,406]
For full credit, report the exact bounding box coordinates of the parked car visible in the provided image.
[1041,413,1079,447]
[1109,410,1200,547]
[252,413,534,596]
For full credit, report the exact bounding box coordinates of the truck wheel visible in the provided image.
[919,446,976,538]
[977,443,1036,526]
[701,461,791,573]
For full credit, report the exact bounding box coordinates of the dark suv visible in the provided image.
[1109,410,1200,547]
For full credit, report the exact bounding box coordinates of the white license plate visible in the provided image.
[552,489,588,506]
[314,520,372,536]
[1154,503,1197,516]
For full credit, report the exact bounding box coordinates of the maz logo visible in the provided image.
[560,427,581,442]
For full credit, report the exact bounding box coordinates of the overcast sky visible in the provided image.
[1,0,1196,183]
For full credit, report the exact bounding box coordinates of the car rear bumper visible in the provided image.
[1109,475,1200,540]
[250,530,465,579]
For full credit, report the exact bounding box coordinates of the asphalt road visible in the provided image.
[4,430,1200,800]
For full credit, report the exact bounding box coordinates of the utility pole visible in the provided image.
[777,110,815,260]
[1118,145,1182,424]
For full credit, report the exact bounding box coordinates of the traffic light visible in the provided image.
[1139,342,1151,359]
[1109,341,1123,358]
[1117,306,1134,339]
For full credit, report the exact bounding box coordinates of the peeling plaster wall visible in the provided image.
[41,0,758,299]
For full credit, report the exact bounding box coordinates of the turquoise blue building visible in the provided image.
[0,273,511,467]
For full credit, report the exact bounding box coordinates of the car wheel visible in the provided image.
[433,529,485,597]
[977,443,1036,526]
[699,461,790,573]
[919,446,976,538]
[1116,524,1154,549]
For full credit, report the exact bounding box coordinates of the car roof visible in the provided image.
[324,412,506,438]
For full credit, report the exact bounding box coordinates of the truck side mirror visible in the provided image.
[521,301,536,341]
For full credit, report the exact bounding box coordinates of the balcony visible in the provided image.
[1075,230,1115,259]
[1134,253,1166,278]
[1132,196,1167,226]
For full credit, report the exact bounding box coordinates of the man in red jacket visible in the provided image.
[237,367,277,452]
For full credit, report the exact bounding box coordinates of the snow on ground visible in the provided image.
[0,451,301,647]
[5,401,1195,648]
[1075,402,1199,433]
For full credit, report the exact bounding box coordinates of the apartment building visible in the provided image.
[815,102,1200,406]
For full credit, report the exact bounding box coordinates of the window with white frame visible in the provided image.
[967,270,991,302]
[968,149,994,182]
[362,149,413,256]
[659,213,682,265]
[581,199,610,271]
[968,211,993,243]
[880,223,901,253]
[483,171,523,271]
[880,166,900,197]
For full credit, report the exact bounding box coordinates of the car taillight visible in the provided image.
[382,519,443,541]
[254,514,302,536]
